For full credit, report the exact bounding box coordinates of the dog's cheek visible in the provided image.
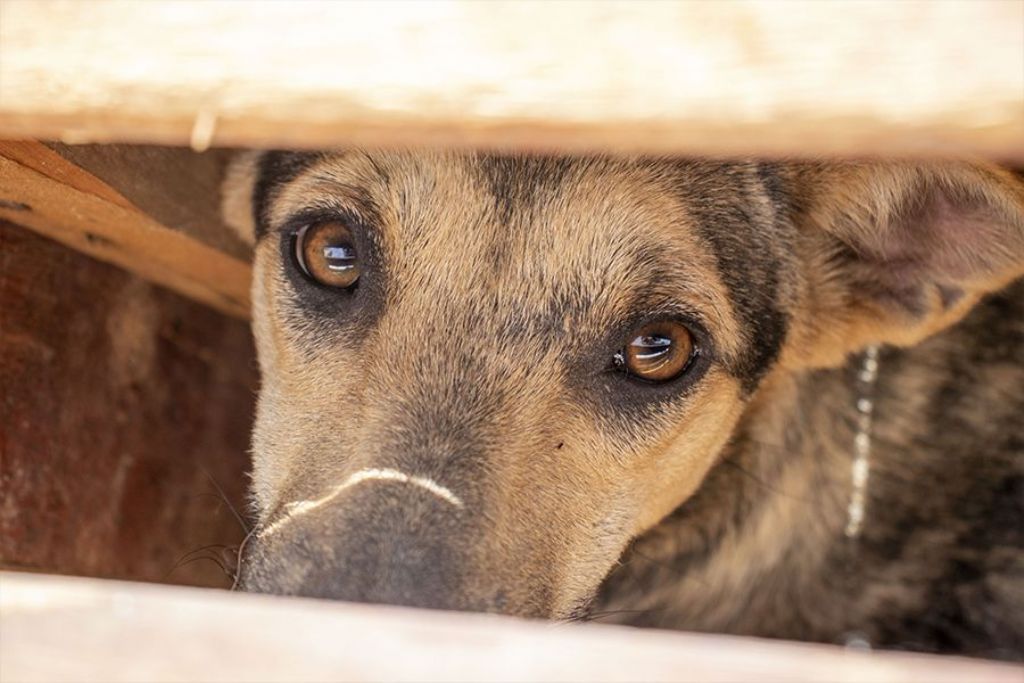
[248,246,346,518]
[552,503,636,617]
[247,252,292,517]
[249,392,299,517]
[250,244,295,378]
[527,386,725,615]
[627,371,746,536]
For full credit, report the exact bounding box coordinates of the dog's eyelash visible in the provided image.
[278,207,370,238]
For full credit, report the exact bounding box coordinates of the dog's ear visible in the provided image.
[788,162,1024,367]
[220,150,265,246]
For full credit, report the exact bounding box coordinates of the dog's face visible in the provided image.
[223,151,1024,617]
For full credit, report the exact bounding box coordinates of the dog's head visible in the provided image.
[223,151,1024,617]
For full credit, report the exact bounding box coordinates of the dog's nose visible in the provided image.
[239,474,482,611]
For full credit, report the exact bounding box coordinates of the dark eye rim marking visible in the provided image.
[280,208,374,291]
[272,208,387,333]
[575,310,715,423]
[611,319,701,386]
[598,310,715,398]
[291,222,361,290]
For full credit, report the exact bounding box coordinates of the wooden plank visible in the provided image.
[0,141,250,318]
[2,572,1021,683]
[44,143,250,261]
[0,223,255,588]
[0,1,1022,159]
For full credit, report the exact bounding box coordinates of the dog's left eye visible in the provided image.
[293,221,361,289]
[614,321,695,382]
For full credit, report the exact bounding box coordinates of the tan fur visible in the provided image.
[219,150,262,246]
[223,151,1024,650]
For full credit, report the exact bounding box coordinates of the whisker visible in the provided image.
[185,492,229,504]
[164,544,233,581]
[200,464,251,534]
[629,547,680,574]
[719,455,818,506]
[203,553,233,578]
[579,608,652,623]
[170,552,233,580]
[561,607,654,625]
[231,527,257,591]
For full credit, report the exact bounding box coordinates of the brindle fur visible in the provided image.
[222,152,1024,660]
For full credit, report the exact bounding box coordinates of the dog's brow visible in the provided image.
[260,468,464,537]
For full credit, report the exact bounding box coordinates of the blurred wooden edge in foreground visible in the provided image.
[0,0,1022,160]
[2,572,1022,683]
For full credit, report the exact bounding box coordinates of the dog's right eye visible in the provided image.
[292,222,361,289]
[613,321,695,383]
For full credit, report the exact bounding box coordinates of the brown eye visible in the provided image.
[294,221,360,289]
[619,321,695,382]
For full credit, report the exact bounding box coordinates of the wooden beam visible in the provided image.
[0,141,250,318]
[3,572,1022,683]
[1,1,1022,159]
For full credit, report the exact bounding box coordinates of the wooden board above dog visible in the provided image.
[0,1,1021,159]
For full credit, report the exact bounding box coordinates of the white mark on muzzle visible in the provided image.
[260,467,464,537]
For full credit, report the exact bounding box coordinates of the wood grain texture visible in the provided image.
[0,141,251,318]
[0,1,1022,159]
[44,143,250,261]
[0,223,255,588]
[3,572,1022,683]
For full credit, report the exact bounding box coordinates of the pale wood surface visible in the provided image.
[0,141,250,318]
[0,1,1022,159]
[2,572,1022,683]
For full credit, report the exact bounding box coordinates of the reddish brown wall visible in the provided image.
[1,222,256,588]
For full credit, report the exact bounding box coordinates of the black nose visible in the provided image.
[239,481,475,611]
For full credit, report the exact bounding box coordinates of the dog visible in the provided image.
[221,151,1024,660]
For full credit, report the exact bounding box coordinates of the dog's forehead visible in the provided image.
[266,151,739,341]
